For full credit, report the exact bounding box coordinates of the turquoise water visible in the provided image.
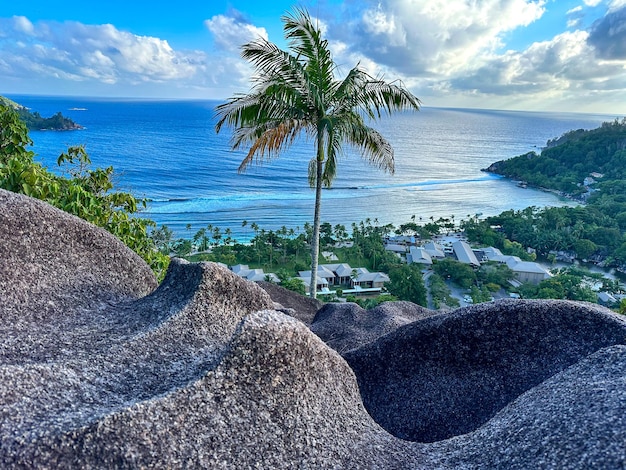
[11,95,615,238]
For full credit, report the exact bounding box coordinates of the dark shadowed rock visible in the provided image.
[311,300,437,353]
[257,280,323,326]
[1,188,625,469]
[436,344,626,469]
[344,299,626,443]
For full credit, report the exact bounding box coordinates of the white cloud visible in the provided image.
[567,6,583,14]
[204,14,268,52]
[315,0,626,111]
[588,5,626,59]
[609,0,626,10]
[0,3,624,112]
[12,16,34,35]
[449,29,626,103]
[584,0,603,6]
[0,18,206,87]
[332,0,546,77]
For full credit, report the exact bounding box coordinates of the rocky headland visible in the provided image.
[1,188,625,468]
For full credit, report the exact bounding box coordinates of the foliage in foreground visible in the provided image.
[0,104,169,279]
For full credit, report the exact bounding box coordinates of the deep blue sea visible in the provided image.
[9,95,616,239]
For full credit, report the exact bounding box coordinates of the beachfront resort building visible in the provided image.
[479,248,552,285]
[452,240,481,267]
[404,234,552,286]
[298,263,390,295]
[407,246,433,265]
[230,264,280,283]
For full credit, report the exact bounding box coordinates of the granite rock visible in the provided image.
[257,280,323,326]
[344,299,626,443]
[311,300,437,353]
[1,188,625,469]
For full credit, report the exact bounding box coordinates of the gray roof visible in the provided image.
[452,240,481,266]
[408,247,433,265]
[322,263,354,277]
[299,265,336,279]
[355,272,390,283]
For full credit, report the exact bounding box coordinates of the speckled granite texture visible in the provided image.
[1,188,625,469]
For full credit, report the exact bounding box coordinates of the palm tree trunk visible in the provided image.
[309,157,323,298]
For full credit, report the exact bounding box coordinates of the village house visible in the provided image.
[321,263,354,285]
[350,267,390,289]
[298,263,390,295]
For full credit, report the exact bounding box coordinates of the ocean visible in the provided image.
[9,94,616,239]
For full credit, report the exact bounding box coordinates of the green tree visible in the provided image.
[386,264,427,306]
[572,238,598,260]
[215,8,420,297]
[433,258,477,289]
[281,277,306,295]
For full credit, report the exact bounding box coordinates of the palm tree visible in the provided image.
[241,219,248,241]
[215,8,420,297]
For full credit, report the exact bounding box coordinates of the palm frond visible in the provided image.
[331,113,395,174]
[354,126,395,174]
[237,120,306,173]
[322,133,339,187]
[282,8,335,112]
[361,80,422,117]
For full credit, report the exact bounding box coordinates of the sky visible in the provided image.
[0,0,625,113]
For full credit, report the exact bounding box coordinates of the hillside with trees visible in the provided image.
[0,95,82,130]
[485,118,626,199]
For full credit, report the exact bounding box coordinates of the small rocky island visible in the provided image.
[0,188,625,468]
[0,95,82,130]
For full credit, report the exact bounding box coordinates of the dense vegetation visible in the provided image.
[0,103,169,279]
[18,110,82,130]
[0,96,81,130]
[486,118,626,198]
[478,119,626,271]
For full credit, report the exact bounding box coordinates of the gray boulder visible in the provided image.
[1,188,625,469]
[311,300,437,353]
[436,344,626,469]
[344,299,626,443]
[258,280,323,326]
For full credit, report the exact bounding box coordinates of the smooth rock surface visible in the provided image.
[343,299,626,443]
[311,300,437,353]
[1,189,625,469]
